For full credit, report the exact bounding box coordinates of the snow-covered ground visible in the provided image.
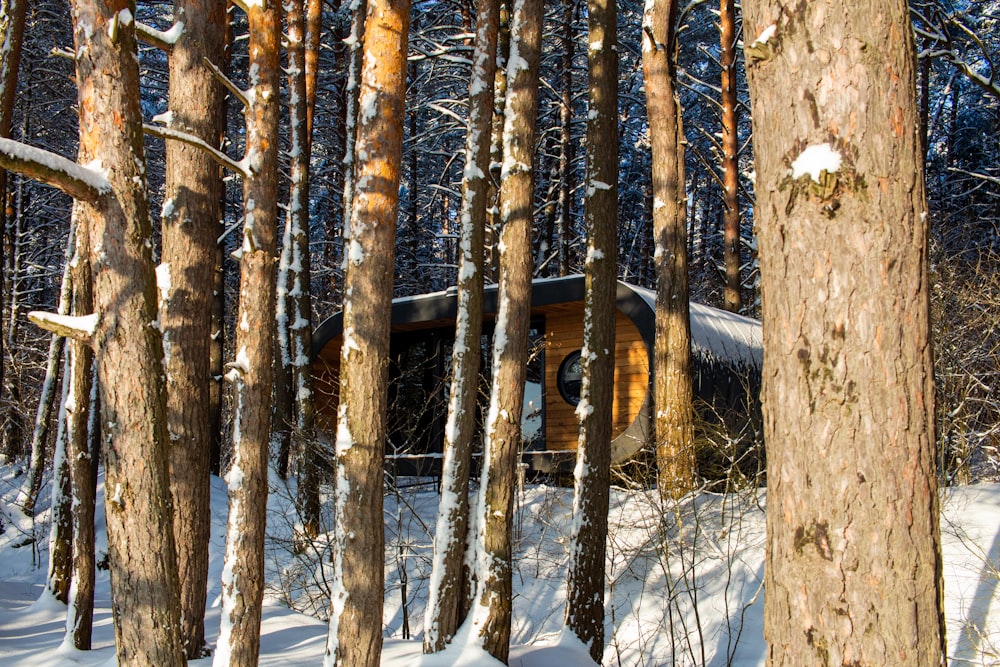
[1,463,999,665]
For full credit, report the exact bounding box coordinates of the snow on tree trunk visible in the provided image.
[741,1,946,663]
[0,0,28,415]
[64,204,97,650]
[71,0,186,662]
[323,1,408,665]
[422,0,498,654]
[285,0,320,539]
[467,0,542,661]
[160,0,226,657]
[565,0,617,659]
[22,226,74,515]
[46,353,72,604]
[642,0,696,501]
[213,2,281,666]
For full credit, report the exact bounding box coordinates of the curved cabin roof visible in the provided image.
[312,274,762,371]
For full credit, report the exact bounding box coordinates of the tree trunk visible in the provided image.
[46,351,73,604]
[22,227,74,515]
[720,0,742,313]
[741,2,946,664]
[422,0,498,654]
[214,1,281,665]
[0,0,27,409]
[161,0,226,656]
[557,0,575,276]
[468,0,542,661]
[643,0,696,501]
[323,1,409,665]
[71,0,185,662]
[565,0,616,659]
[285,0,320,539]
[64,204,97,650]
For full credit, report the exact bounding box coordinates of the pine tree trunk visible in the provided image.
[643,0,696,501]
[71,0,185,662]
[565,0,617,659]
[46,351,73,604]
[720,0,742,313]
[324,1,409,665]
[285,0,320,538]
[0,0,27,410]
[422,0,498,653]
[741,2,946,664]
[214,2,281,665]
[161,0,226,656]
[65,205,97,650]
[469,0,542,661]
[557,0,575,276]
[22,228,74,515]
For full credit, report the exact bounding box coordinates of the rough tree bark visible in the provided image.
[213,1,281,665]
[741,1,946,664]
[323,1,409,665]
[159,0,226,656]
[467,0,542,661]
[564,0,617,659]
[422,0,498,654]
[72,0,186,662]
[643,0,696,500]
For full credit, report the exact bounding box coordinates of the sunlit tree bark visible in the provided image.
[741,1,946,663]
[643,0,696,500]
[323,1,409,665]
[160,0,226,656]
[422,0,498,654]
[214,0,281,664]
[565,0,617,659]
[467,0,542,661]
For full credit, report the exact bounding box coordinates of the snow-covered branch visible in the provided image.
[135,21,185,53]
[143,124,248,178]
[202,56,250,109]
[28,311,98,343]
[0,137,111,204]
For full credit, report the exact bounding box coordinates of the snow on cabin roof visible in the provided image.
[627,283,763,370]
[312,275,763,370]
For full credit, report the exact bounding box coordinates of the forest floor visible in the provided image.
[1,463,999,666]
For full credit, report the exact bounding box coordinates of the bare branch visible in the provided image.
[28,311,98,343]
[0,137,110,204]
[202,56,249,108]
[143,124,248,178]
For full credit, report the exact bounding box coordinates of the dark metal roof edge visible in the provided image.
[312,275,657,360]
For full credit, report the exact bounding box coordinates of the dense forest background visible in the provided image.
[0,0,997,478]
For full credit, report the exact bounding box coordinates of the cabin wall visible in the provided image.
[542,309,649,453]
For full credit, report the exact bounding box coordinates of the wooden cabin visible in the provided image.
[311,275,763,474]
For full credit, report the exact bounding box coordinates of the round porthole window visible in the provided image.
[557,350,583,406]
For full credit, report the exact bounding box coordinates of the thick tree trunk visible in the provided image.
[161,0,226,656]
[71,0,185,662]
[468,0,542,661]
[741,2,946,664]
[324,2,409,665]
[564,0,617,659]
[720,0,742,313]
[46,352,72,604]
[214,2,281,666]
[422,0,498,654]
[643,0,696,501]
